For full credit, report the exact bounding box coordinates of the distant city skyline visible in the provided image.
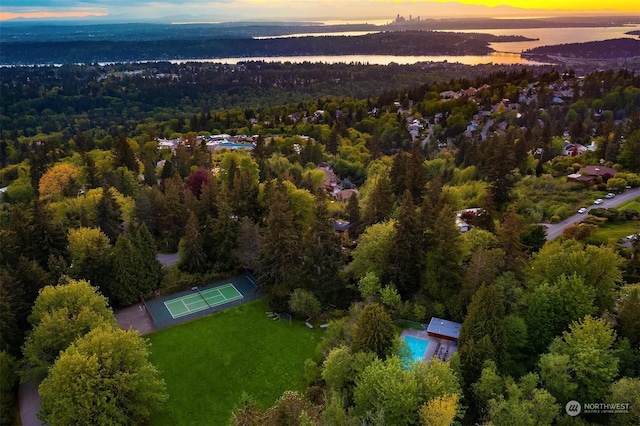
[1,0,638,23]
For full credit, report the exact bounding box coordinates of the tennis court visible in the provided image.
[164,284,243,319]
[141,272,260,330]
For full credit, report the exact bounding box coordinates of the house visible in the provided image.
[336,188,359,202]
[568,165,617,183]
[455,208,486,232]
[157,138,180,151]
[439,90,459,100]
[333,220,351,233]
[460,87,478,97]
[427,317,461,342]
[456,217,471,233]
[316,163,338,192]
[562,141,588,157]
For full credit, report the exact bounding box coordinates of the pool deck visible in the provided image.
[400,328,457,362]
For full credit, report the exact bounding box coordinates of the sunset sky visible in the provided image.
[1,0,638,22]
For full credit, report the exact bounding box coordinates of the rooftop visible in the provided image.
[427,317,462,340]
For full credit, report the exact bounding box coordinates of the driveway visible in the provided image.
[544,187,640,240]
[156,252,179,267]
[19,381,44,426]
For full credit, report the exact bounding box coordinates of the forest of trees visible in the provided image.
[1,63,640,424]
[0,30,533,65]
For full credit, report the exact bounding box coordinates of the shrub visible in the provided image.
[563,223,598,241]
[582,215,608,225]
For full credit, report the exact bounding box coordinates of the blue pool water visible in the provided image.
[404,335,428,362]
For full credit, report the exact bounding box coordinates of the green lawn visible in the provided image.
[616,197,640,213]
[586,221,640,244]
[147,299,323,425]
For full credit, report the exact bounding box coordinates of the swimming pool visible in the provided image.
[403,335,428,362]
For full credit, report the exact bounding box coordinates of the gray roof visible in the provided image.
[427,317,462,340]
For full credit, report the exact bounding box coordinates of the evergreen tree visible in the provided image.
[362,175,393,226]
[197,176,219,224]
[96,187,122,243]
[231,164,260,221]
[162,175,187,252]
[179,211,207,274]
[258,186,303,310]
[27,200,68,268]
[253,134,266,159]
[497,209,527,277]
[82,153,101,190]
[424,203,463,313]
[111,235,139,307]
[143,159,157,187]
[303,194,344,305]
[351,303,396,360]
[345,193,363,239]
[327,124,340,155]
[386,191,424,298]
[110,226,161,307]
[132,224,162,295]
[159,159,175,181]
[235,216,261,272]
[209,203,239,272]
[0,270,27,356]
[111,135,139,174]
[390,151,409,197]
[483,135,515,206]
[421,174,443,230]
[406,142,427,204]
[458,285,506,392]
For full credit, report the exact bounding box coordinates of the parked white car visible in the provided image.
[594,199,603,205]
[578,207,587,214]
[605,193,616,199]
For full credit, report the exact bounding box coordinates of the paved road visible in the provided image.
[19,381,44,426]
[544,187,640,240]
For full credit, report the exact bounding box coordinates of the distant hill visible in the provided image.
[524,38,640,59]
[0,31,529,65]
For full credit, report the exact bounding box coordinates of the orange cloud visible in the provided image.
[0,11,107,21]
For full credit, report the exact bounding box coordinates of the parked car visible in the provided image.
[605,193,616,199]
[594,198,604,205]
[578,207,587,214]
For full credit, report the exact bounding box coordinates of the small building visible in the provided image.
[426,317,462,342]
[456,217,470,233]
[568,165,617,183]
[333,220,351,233]
[336,188,359,202]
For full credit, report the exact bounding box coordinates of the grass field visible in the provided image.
[586,221,640,244]
[147,299,323,425]
[616,197,640,213]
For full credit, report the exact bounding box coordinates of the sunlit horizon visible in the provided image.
[1,0,638,23]
[0,11,107,21]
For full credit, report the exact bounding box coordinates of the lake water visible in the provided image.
[191,25,640,66]
[169,52,553,66]
[457,25,640,53]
